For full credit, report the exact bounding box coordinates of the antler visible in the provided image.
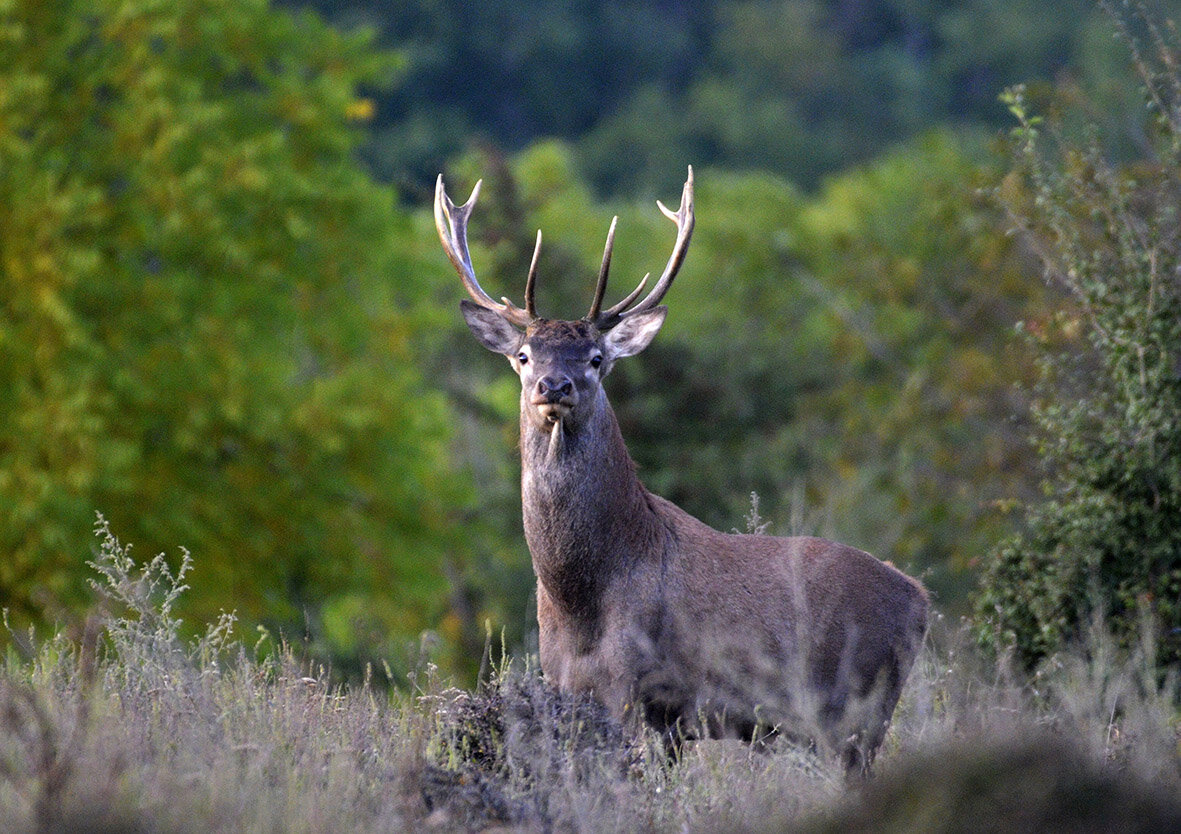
[435,175,536,327]
[586,216,617,322]
[590,165,695,329]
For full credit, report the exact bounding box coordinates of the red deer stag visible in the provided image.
[435,167,929,773]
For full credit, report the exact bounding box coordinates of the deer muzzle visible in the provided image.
[532,376,575,424]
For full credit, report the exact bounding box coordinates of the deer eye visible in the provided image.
[517,351,529,365]
[590,354,603,369]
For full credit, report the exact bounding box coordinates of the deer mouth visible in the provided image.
[535,401,572,425]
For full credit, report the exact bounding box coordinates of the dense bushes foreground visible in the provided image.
[0,521,1177,833]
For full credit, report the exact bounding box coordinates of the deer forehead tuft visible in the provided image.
[525,319,599,346]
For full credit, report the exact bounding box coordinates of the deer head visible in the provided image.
[434,168,694,443]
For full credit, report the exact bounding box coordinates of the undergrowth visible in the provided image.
[1,518,1179,833]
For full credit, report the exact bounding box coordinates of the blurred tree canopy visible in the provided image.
[285,0,1164,197]
[5,0,1179,681]
[0,0,475,675]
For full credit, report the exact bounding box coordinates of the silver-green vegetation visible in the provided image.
[0,520,1178,832]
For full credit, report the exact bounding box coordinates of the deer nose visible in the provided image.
[536,376,573,402]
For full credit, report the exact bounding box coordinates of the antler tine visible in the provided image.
[598,166,694,326]
[586,216,617,321]
[434,174,534,327]
[524,229,541,320]
[611,272,649,312]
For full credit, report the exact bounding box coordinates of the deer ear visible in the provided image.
[602,306,667,359]
[461,300,524,355]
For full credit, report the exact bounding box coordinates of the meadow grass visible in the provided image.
[1,520,1178,833]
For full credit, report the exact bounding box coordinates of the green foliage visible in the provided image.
[432,135,1046,610]
[13,0,1177,681]
[292,0,1138,196]
[976,7,1181,666]
[0,0,465,673]
[767,131,1049,601]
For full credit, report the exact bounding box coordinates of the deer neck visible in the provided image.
[519,387,659,617]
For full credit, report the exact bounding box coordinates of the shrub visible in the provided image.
[976,3,1181,667]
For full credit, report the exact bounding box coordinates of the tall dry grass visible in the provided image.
[1,519,1177,832]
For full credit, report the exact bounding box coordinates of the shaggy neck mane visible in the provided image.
[519,388,662,618]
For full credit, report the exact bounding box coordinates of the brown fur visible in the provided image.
[441,171,928,773]
[463,308,928,774]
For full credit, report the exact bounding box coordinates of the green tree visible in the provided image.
[976,7,1181,666]
[579,0,855,194]
[0,0,465,675]
[287,0,1148,198]
[782,131,1050,602]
